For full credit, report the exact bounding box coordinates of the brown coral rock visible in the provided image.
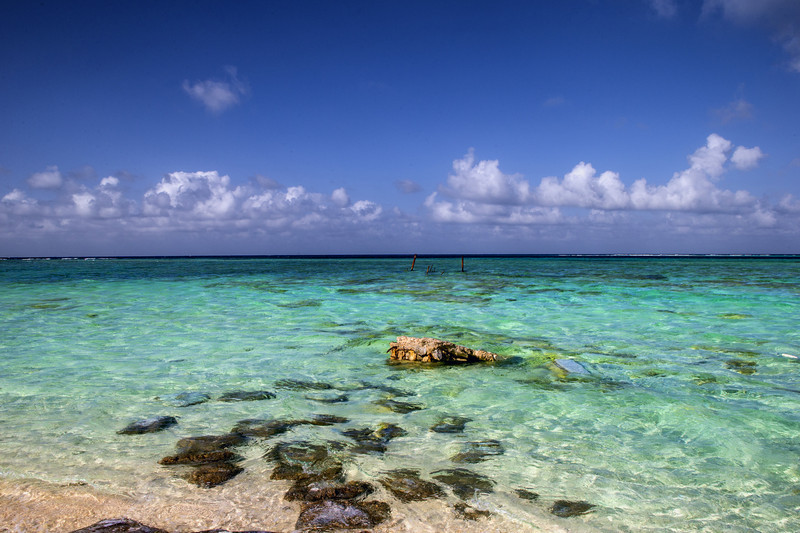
[387,336,498,363]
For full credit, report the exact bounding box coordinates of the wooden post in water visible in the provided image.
[461,256,464,272]
[410,254,417,271]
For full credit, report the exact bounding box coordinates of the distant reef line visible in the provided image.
[3,253,800,260]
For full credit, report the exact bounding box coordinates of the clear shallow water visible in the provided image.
[1,256,799,532]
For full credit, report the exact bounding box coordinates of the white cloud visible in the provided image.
[136,170,386,233]
[72,192,95,217]
[350,200,382,221]
[433,134,762,219]
[688,133,732,178]
[630,134,758,212]
[424,191,563,225]
[28,165,63,189]
[536,162,630,209]
[426,134,769,232]
[1,188,40,215]
[777,194,800,213]
[649,0,677,19]
[714,98,753,123]
[731,145,765,169]
[332,187,350,207]
[440,148,531,204]
[143,170,240,219]
[183,66,248,114]
[0,134,795,255]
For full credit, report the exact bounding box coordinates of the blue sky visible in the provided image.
[1,0,799,256]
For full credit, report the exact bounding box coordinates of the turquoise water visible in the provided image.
[1,256,799,532]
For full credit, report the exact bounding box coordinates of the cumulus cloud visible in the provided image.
[630,134,758,212]
[0,164,388,254]
[426,134,768,229]
[138,170,384,234]
[28,165,63,189]
[425,192,563,225]
[143,171,240,219]
[183,66,249,114]
[0,135,794,255]
[731,145,765,169]
[440,148,531,204]
[537,163,630,209]
[777,194,800,213]
[2,188,40,215]
[350,200,382,221]
[331,187,350,207]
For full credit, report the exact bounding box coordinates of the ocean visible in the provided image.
[1,256,799,532]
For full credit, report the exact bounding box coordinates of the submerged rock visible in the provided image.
[160,433,247,488]
[159,449,240,466]
[71,520,280,533]
[70,518,171,533]
[117,416,178,435]
[195,530,277,533]
[430,416,471,433]
[175,434,249,454]
[379,469,445,502]
[159,391,211,407]
[431,468,495,499]
[304,392,350,403]
[554,359,589,375]
[295,500,391,531]
[217,390,276,402]
[332,381,414,396]
[374,398,424,413]
[335,381,414,396]
[284,479,375,502]
[186,462,244,488]
[368,384,415,396]
[231,418,305,438]
[726,359,757,375]
[342,423,407,454]
[550,500,595,517]
[275,379,333,391]
[195,530,278,533]
[453,502,491,520]
[450,440,505,463]
[231,415,350,438]
[388,336,498,363]
[309,414,350,426]
[267,440,344,481]
[515,488,540,501]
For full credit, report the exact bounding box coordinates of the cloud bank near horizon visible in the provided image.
[1,134,797,255]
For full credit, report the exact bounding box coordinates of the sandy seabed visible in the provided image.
[0,477,589,533]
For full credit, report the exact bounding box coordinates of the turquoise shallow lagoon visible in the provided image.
[1,256,800,532]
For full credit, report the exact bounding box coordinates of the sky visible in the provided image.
[1,0,799,256]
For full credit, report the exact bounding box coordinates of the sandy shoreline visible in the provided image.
[0,477,584,533]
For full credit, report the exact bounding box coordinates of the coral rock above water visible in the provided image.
[388,336,498,363]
